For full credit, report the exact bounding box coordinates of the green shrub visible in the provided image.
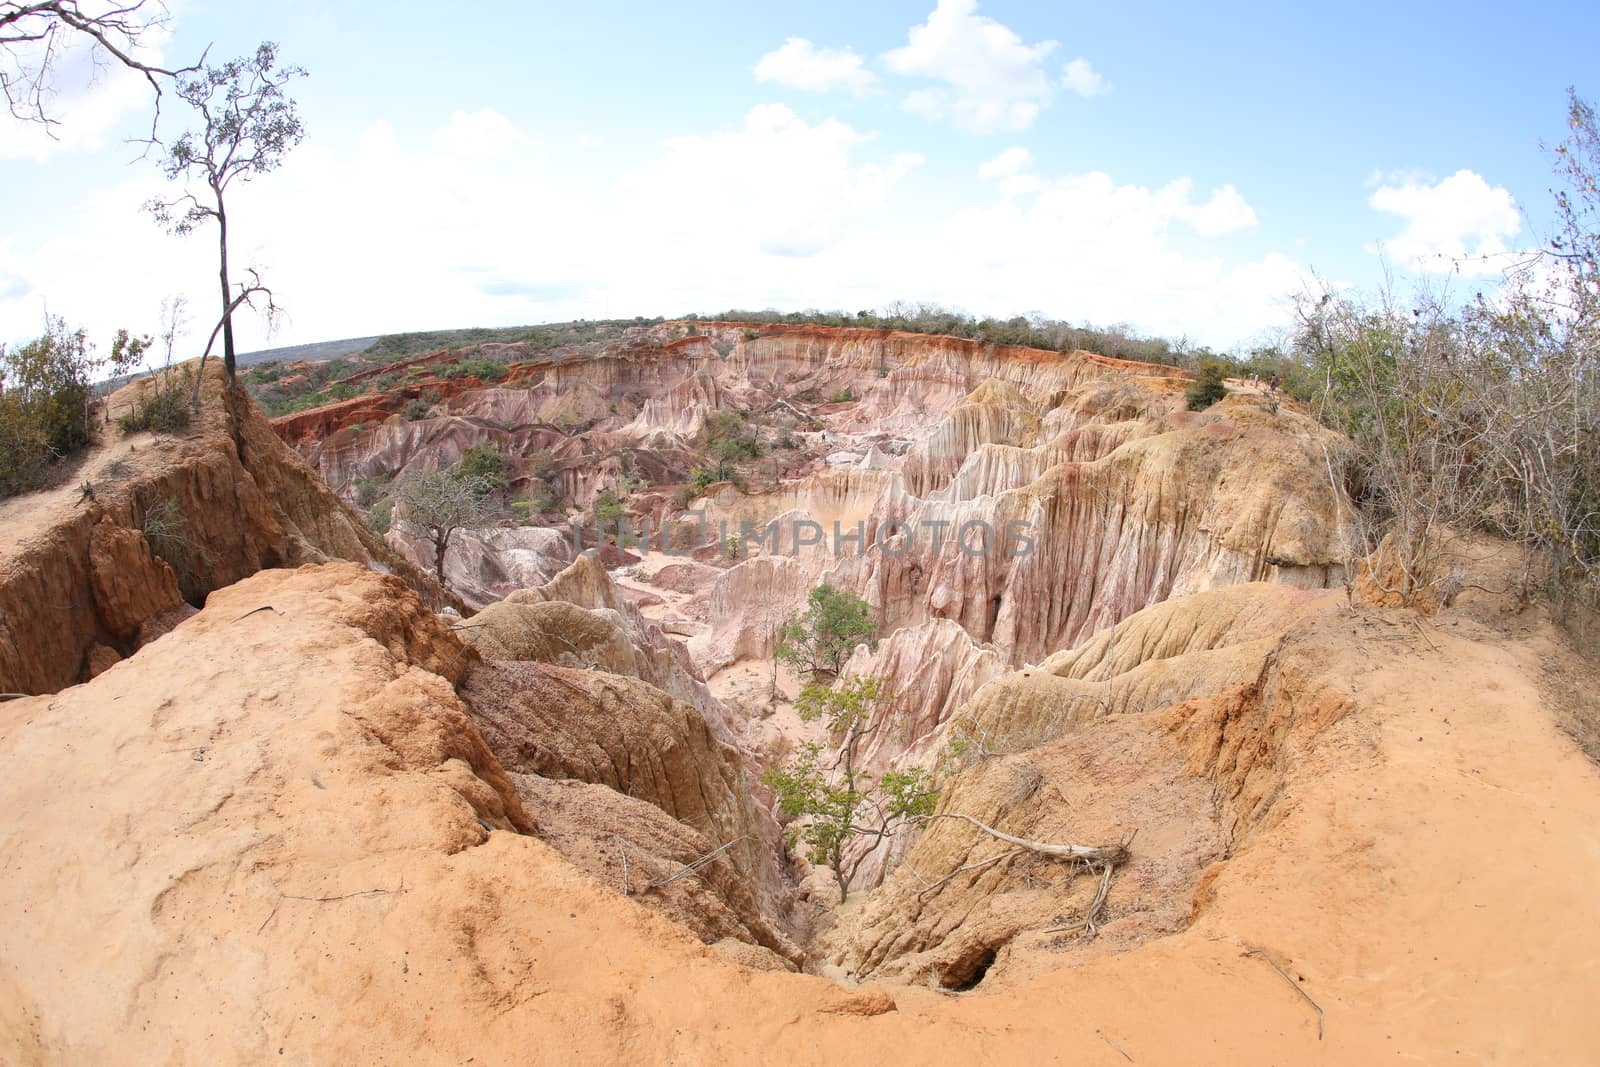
[243,361,285,385]
[441,358,509,382]
[141,496,202,592]
[1186,361,1229,411]
[829,388,854,404]
[352,474,392,508]
[4,318,94,457]
[0,394,49,498]
[404,398,431,421]
[593,487,627,527]
[118,382,193,434]
[457,444,508,492]
[702,410,761,467]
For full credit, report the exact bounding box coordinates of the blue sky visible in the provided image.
[2,0,1594,354]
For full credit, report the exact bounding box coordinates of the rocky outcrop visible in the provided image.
[900,380,1041,497]
[387,525,574,610]
[687,554,816,674]
[511,774,797,962]
[0,363,454,695]
[841,618,1006,772]
[86,517,184,641]
[835,394,1349,667]
[461,659,793,953]
[6,483,1600,1063]
[498,553,729,733]
[829,582,1351,982]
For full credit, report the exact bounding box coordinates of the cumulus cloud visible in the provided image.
[978,146,1032,178]
[905,172,1295,341]
[2,102,1288,357]
[431,108,529,158]
[1062,58,1109,97]
[883,0,1059,133]
[754,38,875,96]
[627,103,921,258]
[977,146,1042,196]
[1182,182,1258,236]
[1369,169,1521,274]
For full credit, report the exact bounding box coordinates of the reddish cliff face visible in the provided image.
[0,362,454,695]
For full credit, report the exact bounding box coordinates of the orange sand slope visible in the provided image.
[2,563,1597,1064]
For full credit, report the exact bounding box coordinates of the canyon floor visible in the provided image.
[2,323,1597,1063]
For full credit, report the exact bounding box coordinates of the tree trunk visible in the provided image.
[434,529,449,585]
[216,192,236,385]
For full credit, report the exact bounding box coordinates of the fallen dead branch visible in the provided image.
[918,812,1130,866]
[642,836,746,890]
[1242,946,1324,1040]
[917,814,1134,940]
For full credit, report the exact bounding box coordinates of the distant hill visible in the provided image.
[236,336,382,367]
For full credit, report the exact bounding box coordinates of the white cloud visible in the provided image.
[978,146,1042,196]
[2,104,1288,358]
[754,38,875,96]
[0,10,173,162]
[432,108,528,158]
[899,172,1296,342]
[627,103,921,258]
[1183,182,1258,236]
[978,146,1032,178]
[1062,58,1110,97]
[1368,169,1521,274]
[883,0,1058,133]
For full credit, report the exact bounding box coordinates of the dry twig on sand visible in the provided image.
[1242,946,1324,1040]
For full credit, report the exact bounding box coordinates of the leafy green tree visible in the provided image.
[761,675,936,900]
[457,444,509,494]
[1,317,93,459]
[593,487,627,529]
[775,583,876,681]
[1185,360,1228,411]
[148,43,306,387]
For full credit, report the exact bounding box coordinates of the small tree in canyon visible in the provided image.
[775,583,876,681]
[760,675,936,900]
[393,468,496,585]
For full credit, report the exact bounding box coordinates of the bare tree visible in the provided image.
[0,0,196,134]
[146,42,304,387]
[393,469,497,587]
